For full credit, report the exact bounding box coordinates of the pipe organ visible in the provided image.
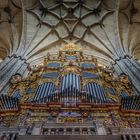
[0,43,140,135]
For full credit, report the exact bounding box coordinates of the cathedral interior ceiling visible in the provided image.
[0,0,140,66]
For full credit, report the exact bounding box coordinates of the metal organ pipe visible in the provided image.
[32,77,106,104]
[33,82,56,103]
[61,73,80,92]
[61,73,80,104]
[84,83,107,104]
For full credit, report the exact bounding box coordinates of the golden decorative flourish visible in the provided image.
[60,43,82,52]
[61,66,81,76]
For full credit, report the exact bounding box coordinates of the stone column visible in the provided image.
[113,56,140,94]
[95,121,107,135]
[64,128,66,135]
[48,128,51,135]
[0,55,29,94]
[19,128,27,135]
[80,128,82,135]
[56,129,58,135]
[88,128,91,135]
[129,135,133,140]
[72,128,75,135]
[31,126,42,135]
[135,135,139,140]
[122,135,127,140]
[0,57,11,70]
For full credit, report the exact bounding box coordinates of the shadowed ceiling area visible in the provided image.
[0,0,140,66]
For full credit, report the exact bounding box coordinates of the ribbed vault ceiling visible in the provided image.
[0,0,140,66]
